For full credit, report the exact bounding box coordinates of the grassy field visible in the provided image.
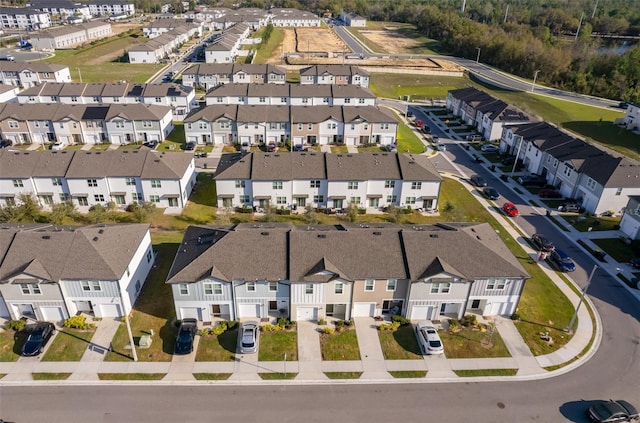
[320,329,361,360]
[324,371,363,379]
[41,328,95,362]
[254,27,285,64]
[195,329,238,362]
[193,373,232,380]
[439,327,511,358]
[258,331,298,361]
[32,372,72,380]
[389,370,428,378]
[592,238,635,262]
[378,324,422,359]
[0,331,21,362]
[105,232,182,362]
[392,111,428,154]
[259,372,297,380]
[41,29,162,83]
[370,74,466,101]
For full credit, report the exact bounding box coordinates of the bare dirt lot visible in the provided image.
[359,28,422,55]
[295,27,347,53]
[110,23,144,36]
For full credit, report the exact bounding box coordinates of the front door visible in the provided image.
[296,197,306,207]
[334,199,343,209]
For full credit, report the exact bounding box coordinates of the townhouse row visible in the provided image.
[168,223,529,323]
[0,62,71,88]
[0,149,197,211]
[182,64,369,90]
[214,152,441,212]
[204,82,376,106]
[499,121,640,215]
[0,103,174,146]
[0,224,153,322]
[17,82,197,120]
[29,21,113,50]
[184,105,397,147]
[129,20,203,64]
[184,7,320,30]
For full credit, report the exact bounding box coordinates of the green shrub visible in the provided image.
[63,315,96,330]
[460,314,478,327]
[320,327,335,334]
[225,320,238,330]
[5,319,26,332]
[448,319,460,332]
[378,322,400,331]
[261,324,285,332]
[391,315,411,326]
[199,329,210,336]
[277,317,295,329]
[510,313,520,321]
[211,322,228,335]
[317,318,326,326]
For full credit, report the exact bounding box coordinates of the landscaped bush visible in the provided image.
[378,322,401,331]
[460,314,478,327]
[391,315,411,326]
[211,322,228,335]
[5,319,26,332]
[333,319,353,333]
[199,329,209,336]
[225,320,238,330]
[277,317,295,329]
[448,319,460,332]
[320,327,335,334]
[63,315,96,330]
[261,324,285,332]
[317,318,326,326]
[510,313,521,321]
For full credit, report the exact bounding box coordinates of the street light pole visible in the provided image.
[117,284,137,361]
[566,264,598,334]
[531,70,541,92]
[475,47,481,63]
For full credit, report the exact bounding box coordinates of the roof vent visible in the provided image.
[42,235,50,239]
[429,234,438,238]
[93,236,99,241]
[261,231,269,236]
[317,234,326,238]
[98,229,104,234]
[373,231,382,235]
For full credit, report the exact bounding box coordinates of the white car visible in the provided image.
[51,142,66,151]
[415,320,444,355]
[240,321,259,354]
[436,141,446,151]
[480,144,499,153]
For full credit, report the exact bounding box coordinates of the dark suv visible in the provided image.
[532,233,555,252]
[559,202,585,213]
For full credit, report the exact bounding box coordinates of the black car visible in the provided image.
[21,322,55,356]
[185,141,196,151]
[501,155,516,165]
[0,139,11,149]
[470,175,487,187]
[482,187,500,200]
[531,233,555,252]
[518,174,547,187]
[174,318,198,355]
[586,399,639,422]
[558,202,585,213]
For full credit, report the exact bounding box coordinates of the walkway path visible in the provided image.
[353,318,392,379]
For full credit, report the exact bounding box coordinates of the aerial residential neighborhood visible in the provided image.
[0,2,639,422]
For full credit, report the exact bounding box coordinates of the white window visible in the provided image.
[348,181,358,190]
[273,181,283,190]
[12,179,23,188]
[147,250,153,263]
[314,195,324,203]
[586,177,597,190]
[430,282,451,293]
[151,180,161,188]
[365,279,374,291]
[125,177,136,186]
[615,188,622,196]
[406,197,416,205]
[386,279,397,291]
[204,283,213,295]
[335,282,343,294]
[562,164,572,177]
[179,284,189,295]
[87,179,97,187]
[411,182,422,190]
[385,180,395,188]
[305,283,313,294]
[247,282,256,292]
[486,279,506,290]
[150,195,160,203]
[310,180,320,188]
[214,283,223,295]
[276,196,286,204]
[387,195,397,203]
[268,281,277,291]
[235,180,245,188]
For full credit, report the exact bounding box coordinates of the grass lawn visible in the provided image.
[330,145,349,153]
[254,27,285,64]
[389,370,428,378]
[195,329,238,362]
[193,373,232,380]
[370,74,466,101]
[395,116,427,154]
[592,238,635,263]
[259,372,297,380]
[104,232,182,362]
[453,369,518,377]
[567,215,621,232]
[378,324,422,359]
[32,372,72,380]
[0,331,23,362]
[258,330,298,361]
[41,328,95,362]
[319,329,360,360]
[98,373,166,380]
[157,123,186,152]
[41,29,162,83]
[439,327,511,358]
[324,371,363,379]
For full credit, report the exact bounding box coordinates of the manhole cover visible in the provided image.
[497,402,506,409]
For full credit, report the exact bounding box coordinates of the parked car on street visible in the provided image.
[586,399,639,422]
[21,322,55,357]
[518,174,547,187]
[482,187,500,200]
[532,233,555,252]
[436,141,446,151]
[630,257,640,269]
[51,142,66,151]
[549,248,576,272]
[415,321,444,355]
[502,202,519,217]
[470,174,487,187]
[174,318,198,355]
[538,189,562,198]
[558,202,585,213]
[240,321,259,354]
[466,134,482,141]
[480,144,499,153]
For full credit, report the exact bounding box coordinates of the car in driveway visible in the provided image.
[21,322,55,357]
[470,174,487,187]
[185,141,196,151]
[0,139,11,149]
[538,189,562,198]
[548,248,576,272]
[558,202,585,213]
[480,144,499,153]
[384,143,397,152]
[240,141,250,153]
[175,318,198,355]
[240,321,259,354]
[415,321,444,355]
[51,141,66,151]
[518,174,547,187]
[482,187,500,200]
[502,202,519,217]
[586,399,639,422]
[531,233,555,252]
[266,141,277,152]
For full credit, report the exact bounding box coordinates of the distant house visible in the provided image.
[0,7,51,30]
[0,62,71,88]
[30,21,112,50]
[182,63,286,90]
[0,224,154,321]
[299,65,370,88]
[339,11,366,27]
[166,222,528,322]
[622,103,640,132]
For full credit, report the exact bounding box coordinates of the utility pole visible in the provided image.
[503,4,509,23]
[566,265,598,334]
[591,0,598,18]
[475,47,481,63]
[575,13,584,43]
[531,69,541,92]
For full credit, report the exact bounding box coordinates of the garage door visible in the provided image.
[352,303,375,317]
[296,307,318,321]
[214,134,225,144]
[410,305,433,321]
[40,306,65,322]
[99,304,122,318]
[240,136,251,143]
[180,307,202,320]
[238,304,260,318]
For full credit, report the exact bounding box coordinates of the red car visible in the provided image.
[538,189,562,198]
[502,202,519,217]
